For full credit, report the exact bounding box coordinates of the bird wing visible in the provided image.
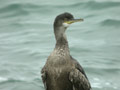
[69,57,91,90]
[41,67,47,90]
[71,57,88,79]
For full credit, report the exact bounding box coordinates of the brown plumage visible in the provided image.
[41,12,91,90]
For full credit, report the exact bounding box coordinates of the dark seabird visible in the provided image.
[41,12,91,90]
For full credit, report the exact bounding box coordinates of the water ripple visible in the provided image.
[100,19,120,27]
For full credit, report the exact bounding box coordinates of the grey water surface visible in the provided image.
[0,0,120,90]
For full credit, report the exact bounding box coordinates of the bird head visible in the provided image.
[54,12,83,41]
[54,12,83,29]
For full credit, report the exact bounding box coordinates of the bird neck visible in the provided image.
[54,27,69,51]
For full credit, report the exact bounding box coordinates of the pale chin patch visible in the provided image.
[63,23,70,28]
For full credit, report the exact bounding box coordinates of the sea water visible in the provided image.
[0,0,120,90]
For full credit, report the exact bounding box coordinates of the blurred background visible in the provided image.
[0,0,120,90]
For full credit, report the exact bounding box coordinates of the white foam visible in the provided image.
[0,77,8,82]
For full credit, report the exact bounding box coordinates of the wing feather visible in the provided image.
[41,68,47,90]
[70,56,91,90]
[69,69,91,90]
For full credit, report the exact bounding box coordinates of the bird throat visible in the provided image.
[54,26,70,55]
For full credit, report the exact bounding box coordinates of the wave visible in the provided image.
[0,77,24,83]
[47,1,120,10]
[0,3,49,13]
[85,67,120,73]
[0,4,29,18]
[0,1,119,19]
[0,3,38,12]
[100,19,120,27]
[0,1,120,13]
[0,3,55,18]
[80,1,120,10]
[0,76,42,83]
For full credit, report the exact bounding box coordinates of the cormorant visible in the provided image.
[41,12,91,90]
